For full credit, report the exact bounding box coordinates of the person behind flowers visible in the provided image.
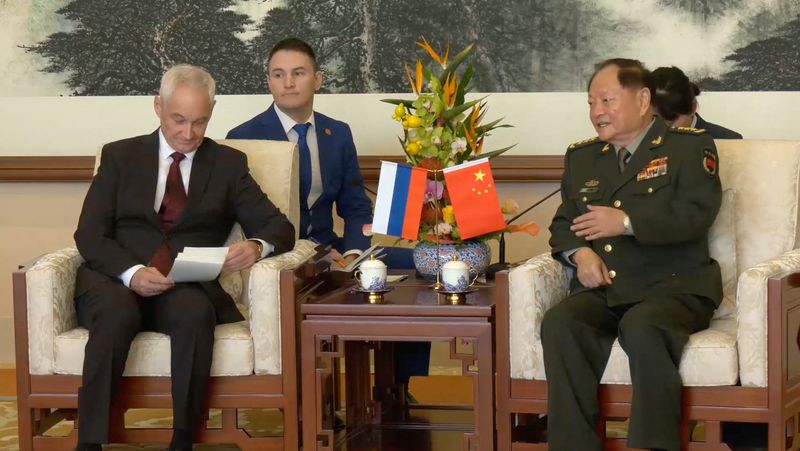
[542,58,722,451]
[226,37,429,395]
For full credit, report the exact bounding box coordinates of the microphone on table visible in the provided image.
[485,188,561,280]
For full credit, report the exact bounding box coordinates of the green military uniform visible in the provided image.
[542,117,722,451]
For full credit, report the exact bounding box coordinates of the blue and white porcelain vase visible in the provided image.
[413,240,491,282]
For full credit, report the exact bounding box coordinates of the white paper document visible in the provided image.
[167,247,229,282]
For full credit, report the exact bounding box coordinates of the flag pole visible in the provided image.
[432,168,442,290]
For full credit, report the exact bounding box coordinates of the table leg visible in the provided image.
[344,341,371,428]
[373,341,398,415]
[301,328,339,451]
[475,326,495,451]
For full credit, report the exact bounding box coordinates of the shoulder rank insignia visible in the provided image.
[702,149,717,176]
[568,136,600,150]
[670,126,707,135]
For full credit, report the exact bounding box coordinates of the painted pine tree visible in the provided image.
[715,14,800,90]
[29,0,263,95]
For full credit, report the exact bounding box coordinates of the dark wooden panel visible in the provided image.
[0,155,565,182]
[0,156,95,182]
[358,155,565,182]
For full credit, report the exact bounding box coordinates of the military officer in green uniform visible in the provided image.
[542,58,722,451]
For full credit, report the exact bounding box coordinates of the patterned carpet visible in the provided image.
[0,370,465,450]
[0,402,282,450]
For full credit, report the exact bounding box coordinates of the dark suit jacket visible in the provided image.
[695,114,743,139]
[226,104,372,253]
[550,118,723,307]
[74,131,296,324]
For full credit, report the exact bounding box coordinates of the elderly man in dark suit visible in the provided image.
[543,59,722,451]
[73,64,295,451]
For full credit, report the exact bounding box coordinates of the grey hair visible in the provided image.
[158,64,216,102]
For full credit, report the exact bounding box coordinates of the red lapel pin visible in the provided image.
[324,128,332,136]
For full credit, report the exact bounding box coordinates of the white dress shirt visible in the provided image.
[273,105,323,208]
[272,106,362,258]
[119,130,272,287]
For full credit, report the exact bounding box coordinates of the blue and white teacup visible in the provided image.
[441,256,478,292]
[354,256,387,291]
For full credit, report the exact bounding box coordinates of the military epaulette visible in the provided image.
[669,126,707,135]
[568,136,600,150]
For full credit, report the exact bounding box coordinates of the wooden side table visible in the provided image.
[300,275,496,451]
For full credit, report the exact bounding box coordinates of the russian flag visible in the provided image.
[372,161,427,240]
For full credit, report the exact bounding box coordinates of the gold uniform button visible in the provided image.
[604,244,613,253]
[613,200,622,208]
[608,270,617,278]
[647,187,654,193]
[581,196,588,202]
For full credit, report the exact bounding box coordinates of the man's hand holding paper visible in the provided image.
[223,240,262,272]
[167,247,229,282]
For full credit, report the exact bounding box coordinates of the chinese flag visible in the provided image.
[442,158,506,239]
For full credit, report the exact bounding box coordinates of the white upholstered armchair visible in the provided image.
[13,139,318,451]
[495,140,800,450]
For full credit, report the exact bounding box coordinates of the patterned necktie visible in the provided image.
[293,122,312,238]
[618,147,631,173]
[150,152,187,275]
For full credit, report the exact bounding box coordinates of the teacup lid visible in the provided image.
[443,255,468,270]
[358,254,386,269]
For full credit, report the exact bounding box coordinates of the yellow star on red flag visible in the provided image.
[442,158,506,239]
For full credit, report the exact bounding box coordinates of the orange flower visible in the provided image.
[507,221,539,237]
[416,37,449,66]
[404,62,424,95]
[443,73,457,108]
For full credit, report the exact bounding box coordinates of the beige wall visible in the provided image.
[0,182,88,364]
[2,92,799,157]
[0,180,558,366]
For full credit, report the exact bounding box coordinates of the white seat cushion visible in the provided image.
[53,322,254,376]
[529,317,738,386]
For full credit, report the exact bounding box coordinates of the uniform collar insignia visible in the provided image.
[601,143,611,153]
[651,136,662,146]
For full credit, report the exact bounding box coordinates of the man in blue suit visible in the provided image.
[226,38,428,396]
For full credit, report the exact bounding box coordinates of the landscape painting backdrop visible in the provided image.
[1,0,798,96]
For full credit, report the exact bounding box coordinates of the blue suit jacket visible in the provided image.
[226,104,372,252]
[695,114,743,140]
